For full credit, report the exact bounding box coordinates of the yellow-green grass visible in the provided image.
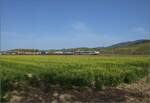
[0,55,149,100]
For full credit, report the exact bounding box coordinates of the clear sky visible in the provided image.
[0,0,149,50]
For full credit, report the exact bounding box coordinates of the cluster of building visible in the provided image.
[53,51,100,55]
[0,50,100,55]
[0,50,47,55]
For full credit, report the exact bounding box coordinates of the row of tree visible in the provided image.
[11,49,41,52]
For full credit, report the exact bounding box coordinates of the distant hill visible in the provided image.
[108,39,150,48]
[46,39,150,55]
[6,39,150,55]
[54,39,150,55]
[101,39,150,55]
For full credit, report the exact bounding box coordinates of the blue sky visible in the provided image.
[1,0,149,50]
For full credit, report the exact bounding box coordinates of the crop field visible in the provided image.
[0,55,149,101]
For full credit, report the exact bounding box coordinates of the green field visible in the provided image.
[0,55,149,100]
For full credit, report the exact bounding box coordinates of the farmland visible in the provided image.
[0,55,149,102]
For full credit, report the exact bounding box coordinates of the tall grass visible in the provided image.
[0,55,149,101]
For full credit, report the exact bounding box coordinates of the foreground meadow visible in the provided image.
[0,55,149,102]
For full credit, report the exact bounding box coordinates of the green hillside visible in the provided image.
[101,40,150,55]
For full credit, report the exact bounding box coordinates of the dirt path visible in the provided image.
[4,78,150,103]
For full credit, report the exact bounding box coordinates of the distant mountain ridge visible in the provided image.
[101,39,150,55]
[3,39,150,55]
[108,39,150,48]
[52,39,150,55]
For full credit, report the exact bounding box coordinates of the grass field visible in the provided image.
[0,55,149,101]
